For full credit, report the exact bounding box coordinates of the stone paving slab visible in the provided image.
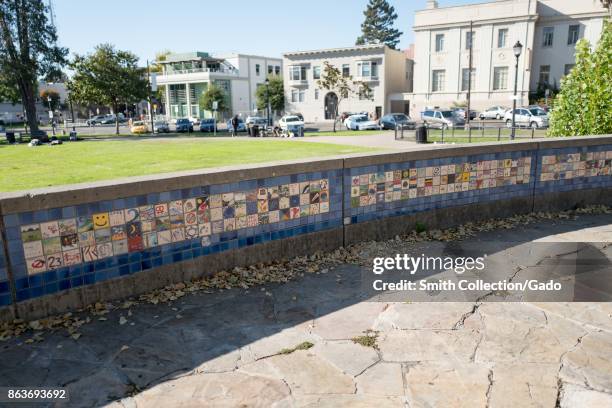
[0,214,610,407]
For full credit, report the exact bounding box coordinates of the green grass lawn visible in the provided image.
[0,139,374,192]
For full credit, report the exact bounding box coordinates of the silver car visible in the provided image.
[479,106,508,120]
[503,107,549,129]
[421,109,465,129]
[153,120,170,133]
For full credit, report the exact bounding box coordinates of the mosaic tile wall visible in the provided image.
[0,231,11,306]
[0,143,610,308]
[1,170,342,303]
[345,150,537,224]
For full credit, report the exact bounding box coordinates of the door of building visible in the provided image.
[324,93,338,120]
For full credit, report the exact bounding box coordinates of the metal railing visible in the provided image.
[395,122,549,143]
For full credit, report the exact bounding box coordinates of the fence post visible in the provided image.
[394,124,398,140]
[531,127,535,139]
[497,127,501,141]
[468,126,472,143]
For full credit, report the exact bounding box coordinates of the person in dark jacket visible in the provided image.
[231,115,239,137]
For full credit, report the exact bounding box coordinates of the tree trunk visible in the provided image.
[113,102,120,135]
[17,79,39,135]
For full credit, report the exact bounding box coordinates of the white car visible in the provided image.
[344,115,381,131]
[278,115,304,130]
[480,106,509,120]
[246,116,268,126]
[503,107,549,129]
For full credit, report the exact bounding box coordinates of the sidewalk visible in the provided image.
[0,213,610,407]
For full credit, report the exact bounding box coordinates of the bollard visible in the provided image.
[497,127,501,141]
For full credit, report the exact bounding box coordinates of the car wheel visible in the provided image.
[506,120,512,128]
[530,122,539,129]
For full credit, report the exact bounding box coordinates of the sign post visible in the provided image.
[212,101,218,137]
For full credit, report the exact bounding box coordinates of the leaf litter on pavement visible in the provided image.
[1,205,609,344]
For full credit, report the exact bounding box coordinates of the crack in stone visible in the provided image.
[485,369,494,408]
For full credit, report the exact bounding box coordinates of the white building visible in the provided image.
[283,45,413,123]
[396,0,608,116]
[156,52,282,121]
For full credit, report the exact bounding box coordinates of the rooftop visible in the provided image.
[283,44,393,58]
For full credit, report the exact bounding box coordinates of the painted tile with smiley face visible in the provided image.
[92,213,110,230]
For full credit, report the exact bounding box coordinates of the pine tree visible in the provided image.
[356,0,403,49]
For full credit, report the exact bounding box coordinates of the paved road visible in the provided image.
[0,213,610,407]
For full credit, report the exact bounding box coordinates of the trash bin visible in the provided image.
[415,125,428,144]
[6,131,15,144]
[69,130,77,141]
[252,124,259,137]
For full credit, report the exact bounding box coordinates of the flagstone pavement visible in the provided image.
[0,213,611,408]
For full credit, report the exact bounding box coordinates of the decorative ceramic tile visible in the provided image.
[350,159,531,208]
[540,151,611,181]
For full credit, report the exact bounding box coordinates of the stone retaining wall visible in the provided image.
[1,136,611,321]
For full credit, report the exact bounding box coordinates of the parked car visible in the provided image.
[200,118,217,132]
[278,115,304,136]
[153,120,170,133]
[226,118,246,133]
[379,113,416,130]
[421,109,465,129]
[176,118,194,132]
[86,115,110,126]
[480,106,509,120]
[503,107,549,129]
[188,117,200,126]
[451,108,478,120]
[344,115,381,131]
[288,112,304,122]
[130,121,148,134]
[246,116,268,126]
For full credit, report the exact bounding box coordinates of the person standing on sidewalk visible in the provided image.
[231,115,239,137]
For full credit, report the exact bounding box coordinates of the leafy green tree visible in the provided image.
[549,21,611,136]
[40,89,60,111]
[67,44,148,134]
[355,0,403,49]
[255,75,284,114]
[316,61,373,132]
[199,83,228,118]
[0,0,68,133]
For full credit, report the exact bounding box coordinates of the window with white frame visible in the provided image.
[497,29,508,48]
[539,65,550,85]
[567,25,580,45]
[432,70,445,92]
[542,27,554,47]
[493,67,508,90]
[291,89,304,103]
[356,61,378,78]
[435,34,445,52]
[461,68,475,91]
[290,65,307,81]
[275,66,280,75]
[342,64,350,77]
[313,66,321,79]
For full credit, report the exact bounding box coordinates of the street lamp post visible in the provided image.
[47,96,55,136]
[264,79,270,127]
[511,41,523,140]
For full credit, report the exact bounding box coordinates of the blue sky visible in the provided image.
[54,0,480,62]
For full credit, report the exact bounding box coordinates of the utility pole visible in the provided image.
[146,60,155,133]
[466,20,473,129]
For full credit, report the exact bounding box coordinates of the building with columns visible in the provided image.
[156,52,282,121]
[391,0,608,116]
